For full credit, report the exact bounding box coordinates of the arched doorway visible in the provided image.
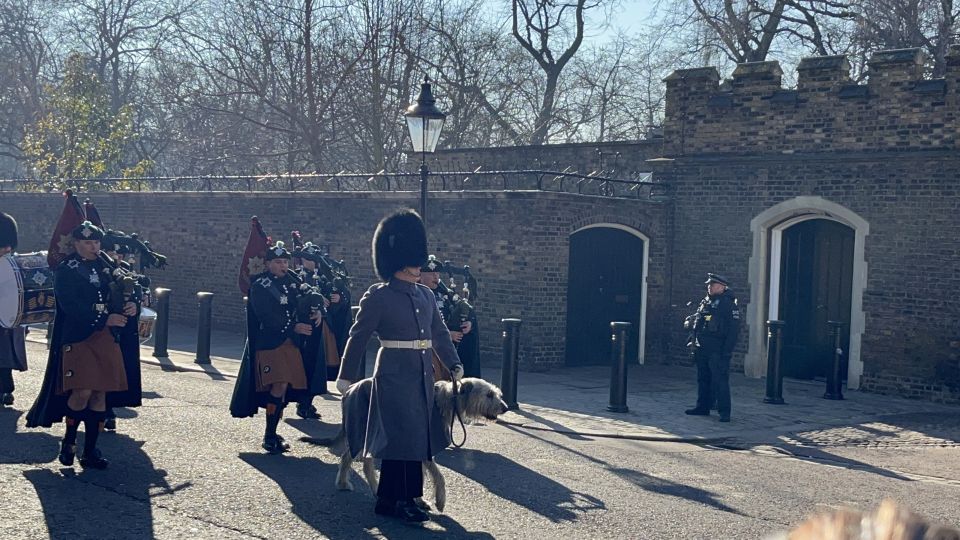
[745,197,869,388]
[775,218,854,379]
[565,225,648,366]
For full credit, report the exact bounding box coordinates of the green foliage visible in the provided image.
[22,53,152,189]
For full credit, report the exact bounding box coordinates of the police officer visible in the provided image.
[684,273,740,422]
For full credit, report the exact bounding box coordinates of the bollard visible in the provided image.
[153,287,171,358]
[500,318,522,410]
[196,292,214,365]
[351,305,360,322]
[824,320,845,400]
[763,320,786,404]
[607,322,632,413]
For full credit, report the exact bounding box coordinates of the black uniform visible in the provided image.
[27,253,123,428]
[296,268,331,394]
[686,287,740,419]
[325,284,352,379]
[107,259,144,410]
[432,287,480,378]
[230,270,315,417]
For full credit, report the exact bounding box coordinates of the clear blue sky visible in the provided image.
[589,0,658,44]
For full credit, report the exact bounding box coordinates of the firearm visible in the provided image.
[683,300,702,351]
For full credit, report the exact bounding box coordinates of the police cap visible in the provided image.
[705,273,730,287]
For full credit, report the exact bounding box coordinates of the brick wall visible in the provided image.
[5,191,668,370]
[432,46,960,402]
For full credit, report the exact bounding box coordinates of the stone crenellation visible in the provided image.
[663,47,960,155]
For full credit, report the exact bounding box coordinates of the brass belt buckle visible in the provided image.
[418,340,428,349]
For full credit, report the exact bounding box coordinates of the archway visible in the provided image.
[746,197,869,388]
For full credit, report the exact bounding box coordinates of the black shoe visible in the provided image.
[395,500,430,522]
[79,449,109,470]
[1,393,13,406]
[262,435,290,454]
[684,408,710,416]
[414,498,432,512]
[375,498,397,517]
[104,417,117,431]
[718,414,731,423]
[296,404,320,420]
[58,442,76,466]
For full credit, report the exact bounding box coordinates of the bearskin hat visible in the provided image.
[372,209,427,281]
[0,212,17,250]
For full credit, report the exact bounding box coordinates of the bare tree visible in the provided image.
[0,0,52,173]
[512,0,595,145]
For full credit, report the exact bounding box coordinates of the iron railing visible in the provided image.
[0,169,667,200]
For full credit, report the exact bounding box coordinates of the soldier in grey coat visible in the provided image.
[336,209,463,523]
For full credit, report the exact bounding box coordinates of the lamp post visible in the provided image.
[404,76,446,227]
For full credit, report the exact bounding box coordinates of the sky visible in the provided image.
[590,0,659,44]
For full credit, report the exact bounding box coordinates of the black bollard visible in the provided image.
[607,322,632,413]
[500,318,522,410]
[196,292,214,365]
[763,320,786,404]
[153,287,171,358]
[351,305,360,322]
[824,320,845,400]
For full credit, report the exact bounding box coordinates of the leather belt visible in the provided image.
[380,339,432,350]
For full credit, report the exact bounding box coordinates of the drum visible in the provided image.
[138,307,157,344]
[0,251,56,329]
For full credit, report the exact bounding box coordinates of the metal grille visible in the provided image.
[0,169,667,200]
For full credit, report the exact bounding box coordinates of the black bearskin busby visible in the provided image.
[372,209,427,281]
[0,211,17,250]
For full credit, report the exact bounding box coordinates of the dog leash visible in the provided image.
[449,375,468,448]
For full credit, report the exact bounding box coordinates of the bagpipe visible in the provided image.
[436,278,474,332]
[294,247,351,300]
[103,229,168,270]
[442,260,479,302]
[98,252,145,342]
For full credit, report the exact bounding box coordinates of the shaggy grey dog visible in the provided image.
[302,377,509,512]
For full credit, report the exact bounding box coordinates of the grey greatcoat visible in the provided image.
[338,279,461,461]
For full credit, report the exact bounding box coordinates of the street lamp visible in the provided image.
[404,76,446,227]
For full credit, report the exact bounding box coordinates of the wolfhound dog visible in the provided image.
[302,377,509,512]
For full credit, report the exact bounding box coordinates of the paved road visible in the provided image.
[2,340,959,539]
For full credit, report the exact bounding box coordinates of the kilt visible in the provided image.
[255,339,307,391]
[59,328,128,393]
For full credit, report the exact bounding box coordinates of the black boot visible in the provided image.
[1,393,13,406]
[395,499,430,522]
[684,407,710,416]
[58,408,83,466]
[262,396,290,454]
[295,400,320,420]
[104,408,117,431]
[79,410,109,469]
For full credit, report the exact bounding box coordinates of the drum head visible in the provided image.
[0,256,20,328]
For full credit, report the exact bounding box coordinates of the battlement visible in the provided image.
[663,47,960,155]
